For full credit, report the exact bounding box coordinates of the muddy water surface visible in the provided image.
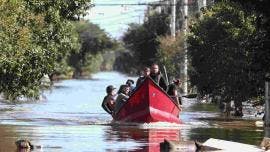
[0,72,265,152]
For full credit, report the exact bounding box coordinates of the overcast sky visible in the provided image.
[85,0,159,39]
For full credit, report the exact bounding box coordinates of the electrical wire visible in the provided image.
[92,3,176,6]
[90,0,181,7]
[88,10,145,21]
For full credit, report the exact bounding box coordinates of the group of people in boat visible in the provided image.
[101,63,182,116]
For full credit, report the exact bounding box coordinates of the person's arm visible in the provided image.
[136,77,141,88]
[136,77,145,88]
[122,94,129,102]
[117,94,129,102]
[174,90,180,104]
[101,97,112,114]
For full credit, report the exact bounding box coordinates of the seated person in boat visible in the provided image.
[167,79,182,108]
[126,79,135,95]
[136,67,150,87]
[114,85,130,114]
[101,85,117,115]
[150,63,167,91]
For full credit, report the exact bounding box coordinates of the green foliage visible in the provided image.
[83,53,104,74]
[0,0,91,100]
[122,12,170,67]
[24,0,91,21]
[113,51,138,75]
[75,21,116,55]
[230,0,270,93]
[24,0,91,75]
[68,21,117,78]
[187,1,257,105]
[0,1,48,99]
[157,34,185,80]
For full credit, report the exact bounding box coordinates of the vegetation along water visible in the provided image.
[1,0,270,151]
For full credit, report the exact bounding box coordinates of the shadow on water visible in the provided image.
[0,125,18,152]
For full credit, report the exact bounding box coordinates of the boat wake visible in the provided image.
[111,121,182,129]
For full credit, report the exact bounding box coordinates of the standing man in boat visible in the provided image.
[150,63,167,91]
[167,79,182,109]
[136,67,150,87]
[101,85,117,115]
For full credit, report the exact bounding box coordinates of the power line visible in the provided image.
[91,3,178,7]
[91,3,198,7]
[90,11,169,21]
[94,0,170,1]
[94,21,134,27]
[89,13,170,28]
[89,16,140,23]
[87,9,145,21]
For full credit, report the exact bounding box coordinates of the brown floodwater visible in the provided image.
[0,72,266,152]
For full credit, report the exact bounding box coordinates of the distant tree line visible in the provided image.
[187,0,270,116]
[69,21,117,78]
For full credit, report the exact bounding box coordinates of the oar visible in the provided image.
[163,65,169,85]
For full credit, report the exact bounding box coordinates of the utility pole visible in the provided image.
[198,0,207,12]
[203,0,207,8]
[171,0,176,38]
[183,0,188,94]
[265,73,270,127]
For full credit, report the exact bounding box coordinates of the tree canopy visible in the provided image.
[187,1,258,108]
[157,34,185,80]
[231,0,270,88]
[0,0,91,100]
[122,12,170,67]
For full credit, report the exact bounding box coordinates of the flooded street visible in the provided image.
[0,72,265,151]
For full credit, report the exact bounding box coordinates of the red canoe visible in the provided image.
[114,77,181,124]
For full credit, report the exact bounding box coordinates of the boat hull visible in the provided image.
[114,77,181,124]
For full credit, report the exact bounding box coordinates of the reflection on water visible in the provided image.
[105,126,180,152]
[0,124,181,152]
[0,71,265,151]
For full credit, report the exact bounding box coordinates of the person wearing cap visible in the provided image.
[114,85,130,114]
[101,85,117,115]
[150,63,167,91]
[167,79,182,109]
[136,67,150,88]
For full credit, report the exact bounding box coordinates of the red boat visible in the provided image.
[114,77,181,124]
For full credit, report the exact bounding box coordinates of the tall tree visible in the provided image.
[122,12,170,67]
[230,0,270,91]
[0,0,91,100]
[24,0,91,76]
[187,1,257,116]
[157,34,185,80]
